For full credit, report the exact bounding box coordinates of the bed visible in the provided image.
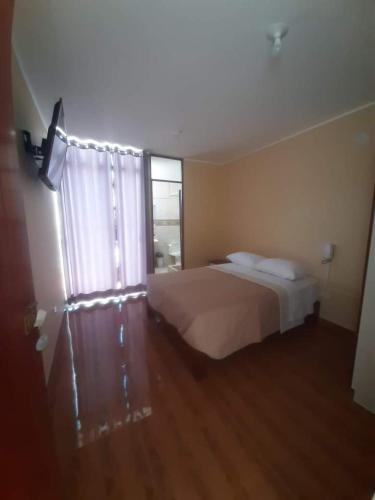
[147,262,319,376]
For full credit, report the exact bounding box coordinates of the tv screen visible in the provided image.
[39,98,67,191]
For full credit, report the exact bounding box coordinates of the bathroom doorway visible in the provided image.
[145,154,184,274]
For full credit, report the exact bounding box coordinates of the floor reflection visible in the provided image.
[52,298,375,500]
[66,299,152,448]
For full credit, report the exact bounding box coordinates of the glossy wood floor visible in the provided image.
[49,298,375,500]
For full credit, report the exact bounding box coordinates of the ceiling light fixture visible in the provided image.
[267,22,289,57]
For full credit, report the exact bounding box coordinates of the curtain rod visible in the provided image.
[56,126,143,157]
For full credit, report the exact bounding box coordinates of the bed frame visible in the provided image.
[147,300,320,381]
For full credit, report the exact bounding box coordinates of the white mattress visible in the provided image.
[213,263,319,333]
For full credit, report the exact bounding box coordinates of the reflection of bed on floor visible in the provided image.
[147,263,319,377]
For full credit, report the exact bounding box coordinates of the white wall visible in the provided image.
[352,216,375,413]
[151,157,182,182]
[152,181,181,219]
[12,54,65,381]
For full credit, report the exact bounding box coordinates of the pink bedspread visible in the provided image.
[147,267,280,359]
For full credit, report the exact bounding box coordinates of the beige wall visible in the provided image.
[184,106,375,330]
[205,105,374,331]
[12,55,65,381]
[183,160,225,268]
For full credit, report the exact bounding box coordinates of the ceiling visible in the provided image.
[13,0,375,164]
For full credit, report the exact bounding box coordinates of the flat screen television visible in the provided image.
[39,98,68,191]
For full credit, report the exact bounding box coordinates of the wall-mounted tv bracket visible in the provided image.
[22,130,47,168]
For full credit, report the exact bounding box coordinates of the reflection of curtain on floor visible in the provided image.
[67,302,151,447]
[61,146,146,298]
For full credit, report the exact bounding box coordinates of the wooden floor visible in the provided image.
[49,298,375,500]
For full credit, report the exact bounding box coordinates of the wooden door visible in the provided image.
[0,2,62,498]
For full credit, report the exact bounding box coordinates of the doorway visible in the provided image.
[145,155,184,274]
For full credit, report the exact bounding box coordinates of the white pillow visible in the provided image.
[254,258,307,280]
[226,252,265,268]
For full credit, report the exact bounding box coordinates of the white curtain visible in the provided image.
[113,153,147,288]
[61,146,146,298]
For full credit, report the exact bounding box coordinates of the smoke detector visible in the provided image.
[267,23,289,57]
